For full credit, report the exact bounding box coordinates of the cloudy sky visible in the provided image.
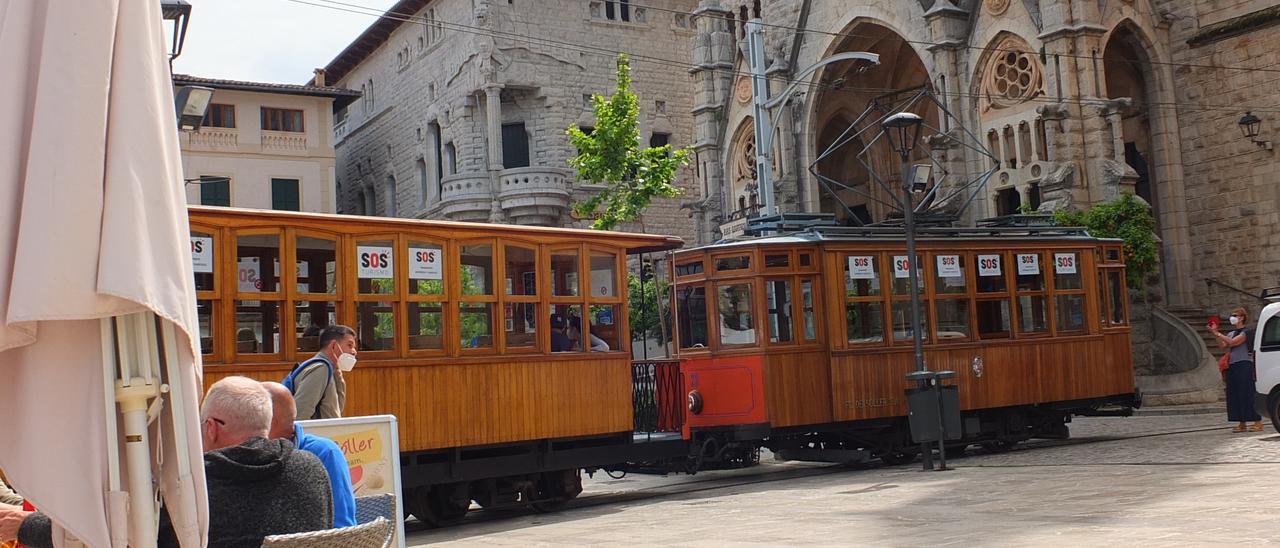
[172,0,398,84]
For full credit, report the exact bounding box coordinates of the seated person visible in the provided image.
[550,314,574,352]
[568,315,610,351]
[263,381,357,528]
[5,376,334,548]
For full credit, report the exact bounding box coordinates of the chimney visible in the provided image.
[313,68,326,87]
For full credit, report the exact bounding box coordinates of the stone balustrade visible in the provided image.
[187,128,238,149]
[497,167,573,226]
[262,131,308,152]
[439,173,493,222]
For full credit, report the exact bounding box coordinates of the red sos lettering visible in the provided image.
[896,258,910,271]
[1057,256,1072,267]
[980,258,997,269]
[362,252,389,269]
[1021,255,1034,264]
[853,257,869,267]
[941,256,955,266]
[191,240,204,254]
[416,250,437,263]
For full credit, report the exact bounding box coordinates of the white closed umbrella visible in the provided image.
[0,0,208,546]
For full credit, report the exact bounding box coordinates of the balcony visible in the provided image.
[186,128,238,149]
[496,167,572,226]
[439,173,493,222]
[261,131,308,153]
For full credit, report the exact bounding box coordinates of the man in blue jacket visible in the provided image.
[264,381,357,528]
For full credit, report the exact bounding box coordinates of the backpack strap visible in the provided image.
[291,356,333,400]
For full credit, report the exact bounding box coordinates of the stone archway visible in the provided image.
[1104,24,1156,216]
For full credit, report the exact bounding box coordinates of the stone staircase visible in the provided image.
[1163,305,1220,352]
[1141,305,1223,405]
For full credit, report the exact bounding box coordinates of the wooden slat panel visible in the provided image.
[204,357,632,452]
[763,350,833,428]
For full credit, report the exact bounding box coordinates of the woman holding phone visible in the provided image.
[1212,307,1265,432]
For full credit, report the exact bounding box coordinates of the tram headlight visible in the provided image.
[687,390,703,415]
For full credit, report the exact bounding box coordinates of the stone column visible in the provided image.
[483,84,505,223]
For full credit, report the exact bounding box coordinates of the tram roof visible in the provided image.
[690,225,1120,252]
[188,206,684,254]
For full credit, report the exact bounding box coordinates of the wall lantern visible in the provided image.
[174,85,214,132]
[1238,111,1273,150]
[160,0,192,64]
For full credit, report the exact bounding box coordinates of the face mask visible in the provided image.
[337,352,357,372]
[1229,315,1241,326]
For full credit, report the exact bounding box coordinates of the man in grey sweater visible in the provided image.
[290,324,358,420]
[6,376,333,548]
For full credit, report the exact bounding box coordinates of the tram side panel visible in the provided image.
[681,354,770,440]
[762,349,834,428]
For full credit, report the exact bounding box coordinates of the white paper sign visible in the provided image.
[237,258,261,292]
[847,256,876,279]
[191,237,213,273]
[1016,253,1040,275]
[357,246,394,279]
[936,255,961,278]
[409,247,443,280]
[1054,253,1077,274]
[977,254,1002,277]
[893,255,917,279]
[591,269,615,297]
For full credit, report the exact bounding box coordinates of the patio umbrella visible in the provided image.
[0,0,208,546]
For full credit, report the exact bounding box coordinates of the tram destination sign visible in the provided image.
[719,217,748,239]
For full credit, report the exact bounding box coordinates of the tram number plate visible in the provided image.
[847,397,894,409]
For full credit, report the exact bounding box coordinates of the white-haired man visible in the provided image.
[263,381,357,528]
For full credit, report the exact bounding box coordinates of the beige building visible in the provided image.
[176,74,360,213]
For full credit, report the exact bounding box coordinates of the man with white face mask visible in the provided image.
[286,324,358,420]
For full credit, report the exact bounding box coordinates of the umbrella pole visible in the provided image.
[113,313,162,548]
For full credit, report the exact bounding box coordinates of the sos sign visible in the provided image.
[357,246,394,278]
[409,247,443,280]
[190,237,214,273]
[1053,252,1077,274]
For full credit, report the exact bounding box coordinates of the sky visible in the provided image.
[172,0,399,84]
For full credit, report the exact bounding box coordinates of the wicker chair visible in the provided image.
[259,516,393,548]
[355,493,398,546]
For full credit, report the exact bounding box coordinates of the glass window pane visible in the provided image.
[766,279,793,343]
[935,299,970,340]
[846,301,884,344]
[505,245,537,296]
[235,300,280,353]
[845,255,881,297]
[356,301,396,351]
[192,231,215,291]
[891,301,931,344]
[677,286,708,349]
[460,244,493,296]
[356,240,395,294]
[295,301,337,353]
[460,303,493,349]
[408,241,445,295]
[715,255,750,271]
[1017,295,1049,333]
[764,254,790,268]
[891,255,924,295]
[197,300,214,355]
[1053,252,1082,290]
[504,302,538,350]
[1108,271,1126,325]
[296,236,336,294]
[408,301,444,350]
[675,260,704,276]
[1015,253,1044,291]
[977,299,1012,339]
[589,251,618,298]
[798,253,812,267]
[551,304,583,352]
[552,249,580,297]
[717,283,755,345]
[801,279,816,341]
[934,254,967,295]
[587,304,618,351]
[236,233,280,293]
[974,254,1006,293]
[1056,294,1086,332]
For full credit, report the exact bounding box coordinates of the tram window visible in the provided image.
[1105,247,1122,262]
[551,249,580,297]
[589,251,618,298]
[890,255,923,295]
[550,304,583,352]
[460,244,494,296]
[846,302,883,344]
[766,279,793,343]
[356,240,395,295]
[675,260,704,277]
[976,299,1012,339]
[1056,294,1086,332]
[974,254,1006,293]
[715,255,750,272]
[237,234,280,293]
[677,286,708,349]
[295,236,337,294]
[505,245,537,296]
[588,304,618,351]
[764,253,790,269]
[504,302,538,350]
[460,303,494,349]
[1053,252,1081,290]
[192,230,215,292]
[407,301,444,350]
[295,301,337,353]
[1014,253,1044,291]
[408,241,444,295]
[197,300,214,355]
[934,254,966,295]
[798,253,812,267]
[1107,271,1127,325]
[845,255,881,297]
[717,283,756,345]
[357,301,396,351]
[801,279,817,341]
[235,300,279,353]
[1016,295,1049,333]
[935,300,970,340]
[891,301,931,344]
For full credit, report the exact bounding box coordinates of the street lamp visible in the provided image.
[1238,111,1272,150]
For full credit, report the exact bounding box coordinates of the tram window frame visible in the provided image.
[714,253,752,273]
[674,256,705,278]
[405,238,449,355]
[931,252,971,342]
[888,253,930,346]
[676,283,710,351]
[973,252,1013,340]
[352,234,403,356]
[1050,250,1087,335]
[764,276,795,345]
[1012,251,1050,336]
[291,229,342,357]
[799,277,819,342]
[456,239,498,354]
[585,246,624,353]
[233,229,285,361]
[191,225,220,360]
[763,250,792,271]
[715,281,758,347]
[1097,244,1128,329]
[843,252,888,347]
[501,241,541,353]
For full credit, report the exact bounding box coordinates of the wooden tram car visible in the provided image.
[189,206,1139,526]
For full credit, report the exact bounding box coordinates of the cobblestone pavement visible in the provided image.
[407,415,1280,547]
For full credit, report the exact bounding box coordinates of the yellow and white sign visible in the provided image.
[299,415,405,548]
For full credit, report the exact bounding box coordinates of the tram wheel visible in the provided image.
[530,469,582,513]
[877,450,916,466]
[406,483,470,527]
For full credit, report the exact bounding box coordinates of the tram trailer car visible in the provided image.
[189,207,690,526]
[670,224,1141,465]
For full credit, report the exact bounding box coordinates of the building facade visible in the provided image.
[326,0,699,241]
[177,74,360,213]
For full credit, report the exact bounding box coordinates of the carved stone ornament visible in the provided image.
[735,76,752,104]
[986,0,1010,16]
[981,39,1045,111]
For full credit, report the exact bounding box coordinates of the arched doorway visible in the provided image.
[1103,25,1156,217]
[810,22,932,225]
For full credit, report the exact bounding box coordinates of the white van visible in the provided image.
[1253,298,1280,432]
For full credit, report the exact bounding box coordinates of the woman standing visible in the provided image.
[1212,307,1265,432]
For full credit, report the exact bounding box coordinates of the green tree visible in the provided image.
[628,272,670,343]
[567,54,691,230]
[1053,193,1158,288]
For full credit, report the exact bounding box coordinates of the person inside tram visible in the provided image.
[568,314,609,352]
[550,314,574,352]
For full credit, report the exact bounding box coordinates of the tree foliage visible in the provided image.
[1053,193,1158,288]
[628,271,669,343]
[567,54,690,230]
